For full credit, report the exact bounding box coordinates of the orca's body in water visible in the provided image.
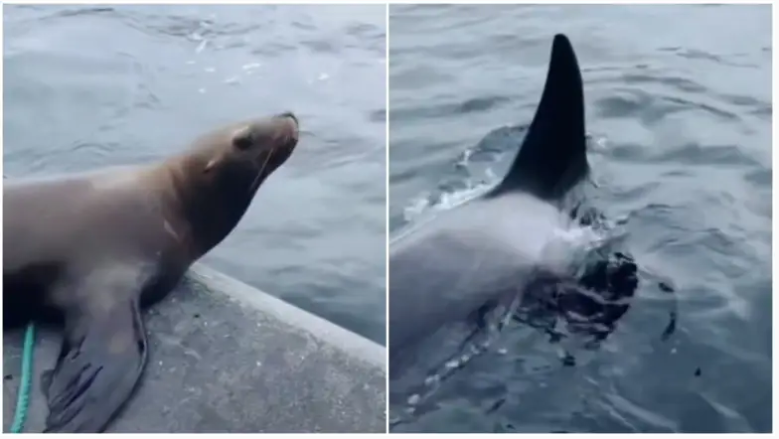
[389,34,639,407]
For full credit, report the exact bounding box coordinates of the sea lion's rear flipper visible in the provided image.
[42,299,148,433]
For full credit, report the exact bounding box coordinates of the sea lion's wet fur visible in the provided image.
[3,112,299,432]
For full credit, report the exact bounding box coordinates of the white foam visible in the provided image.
[242,62,262,71]
[195,39,208,54]
[402,181,492,223]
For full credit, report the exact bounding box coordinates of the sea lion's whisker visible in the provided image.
[296,129,315,139]
[250,149,274,192]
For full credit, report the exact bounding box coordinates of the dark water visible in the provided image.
[389,4,771,433]
[3,5,387,344]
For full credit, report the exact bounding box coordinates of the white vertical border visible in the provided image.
[384,1,392,435]
[1,0,6,426]
[771,1,777,434]
[1,0,5,335]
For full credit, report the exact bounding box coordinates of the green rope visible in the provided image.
[11,323,35,433]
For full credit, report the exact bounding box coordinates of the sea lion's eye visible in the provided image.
[232,129,254,150]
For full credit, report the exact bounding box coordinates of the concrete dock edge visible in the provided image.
[3,263,387,433]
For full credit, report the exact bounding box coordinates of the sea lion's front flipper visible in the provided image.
[43,298,148,433]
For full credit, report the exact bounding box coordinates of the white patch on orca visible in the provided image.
[402,181,492,223]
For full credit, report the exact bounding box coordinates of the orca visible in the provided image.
[389,34,596,402]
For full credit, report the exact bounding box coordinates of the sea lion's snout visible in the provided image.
[233,112,300,180]
[230,113,299,155]
[274,111,299,150]
[278,111,298,125]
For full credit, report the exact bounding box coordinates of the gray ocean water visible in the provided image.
[389,4,772,433]
[3,4,387,345]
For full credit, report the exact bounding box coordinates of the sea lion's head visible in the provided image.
[197,112,299,193]
[171,112,300,254]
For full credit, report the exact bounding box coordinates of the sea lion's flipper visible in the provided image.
[43,299,148,433]
[488,34,588,201]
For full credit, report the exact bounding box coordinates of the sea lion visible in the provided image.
[389,34,596,397]
[3,112,299,433]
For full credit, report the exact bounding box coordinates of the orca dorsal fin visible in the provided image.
[488,34,588,202]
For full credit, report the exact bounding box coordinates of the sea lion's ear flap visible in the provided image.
[204,157,220,173]
[231,126,254,151]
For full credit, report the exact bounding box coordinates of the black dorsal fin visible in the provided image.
[488,34,588,201]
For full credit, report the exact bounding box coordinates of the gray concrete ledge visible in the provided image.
[3,263,387,433]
